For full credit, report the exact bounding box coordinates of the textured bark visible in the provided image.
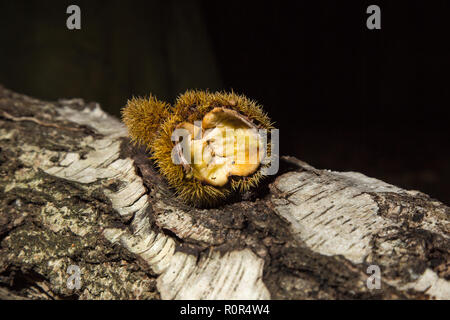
[0,85,448,300]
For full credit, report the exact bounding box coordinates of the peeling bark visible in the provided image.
[0,85,448,300]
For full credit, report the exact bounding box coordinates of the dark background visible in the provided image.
[0,0,449,204]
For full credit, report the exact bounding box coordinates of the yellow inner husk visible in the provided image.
[178,108,262,187]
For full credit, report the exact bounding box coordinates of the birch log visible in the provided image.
[0,85,448,300]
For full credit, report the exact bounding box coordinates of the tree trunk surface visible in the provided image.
[0,85,448,300]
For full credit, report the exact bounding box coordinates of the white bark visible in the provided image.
[0,86,448,300]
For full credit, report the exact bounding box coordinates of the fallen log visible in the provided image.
[0,85,448,299]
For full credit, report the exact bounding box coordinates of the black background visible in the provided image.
[0,0,449,204]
